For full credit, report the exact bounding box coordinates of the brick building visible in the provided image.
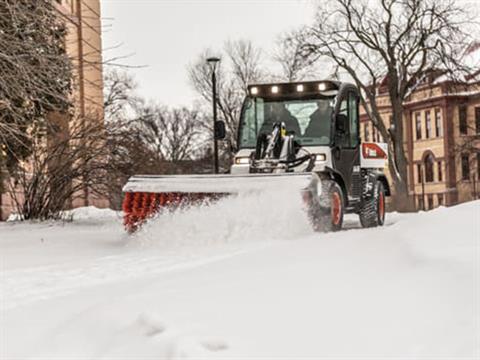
[0,0,105,220]
[360,45,480,210]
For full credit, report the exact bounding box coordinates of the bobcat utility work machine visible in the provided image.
[122,80,390,232]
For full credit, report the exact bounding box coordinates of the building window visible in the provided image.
[435,108,443,137]
[427,195,434,210]
[375,124,382,142]
[425,111,432,138]
[437,194,444,206]
[477,153,480,179]
[459,105,468,135]
[475,107,480,134]
[437,161,443,182]
[417,163,422,183]
[415,112,422,140]
[372,125,377,142]
[461,154,470,180]
[425,154,435,182]
[364,123,370,142]
[417,195,424,211]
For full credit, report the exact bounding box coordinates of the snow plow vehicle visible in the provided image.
[122,80,390,233]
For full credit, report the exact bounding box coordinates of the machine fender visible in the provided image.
[363,170,391,197]
[319,167,348,206]
[377,174,391,196]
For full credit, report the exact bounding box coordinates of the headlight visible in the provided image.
[318,83,327,91]
[315,153,327,162]
[235,157,250,165]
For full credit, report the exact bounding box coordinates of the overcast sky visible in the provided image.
[101,0,315,107]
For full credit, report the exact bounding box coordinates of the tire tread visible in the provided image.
[359,181,384,228]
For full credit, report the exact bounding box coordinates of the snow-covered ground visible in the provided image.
[1,193,479,359]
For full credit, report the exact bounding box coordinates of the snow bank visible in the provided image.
[397,204,478,266]
[6,206,120,223]
[1,200,479,359]
[64,205,120,222]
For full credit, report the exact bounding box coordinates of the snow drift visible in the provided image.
[135,188,312,247]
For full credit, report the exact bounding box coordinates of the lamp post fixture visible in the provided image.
[207,56,220,174]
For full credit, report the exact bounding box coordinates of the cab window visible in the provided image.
[348,92,359,147]
[336,92,359,148]
[338,99,349,148]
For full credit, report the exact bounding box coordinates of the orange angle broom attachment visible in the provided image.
[121,173,318,233]
[122,191,225,233]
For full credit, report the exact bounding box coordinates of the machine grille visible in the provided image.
[352,172,362,198]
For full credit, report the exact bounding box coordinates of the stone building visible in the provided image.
[360,44,480,211]
[0,0,105,220]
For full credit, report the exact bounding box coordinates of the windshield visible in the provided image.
[239,96,334,148]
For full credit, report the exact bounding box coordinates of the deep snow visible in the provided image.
[1,194,479,359]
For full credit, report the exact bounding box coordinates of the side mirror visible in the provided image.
[214,120,226,140]
[335,114,348,134]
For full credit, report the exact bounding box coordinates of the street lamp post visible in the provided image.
[207,57,220,174]
[421,165,426,211]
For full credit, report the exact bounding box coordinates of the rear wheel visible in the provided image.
[309,180,344,232]
[359,180,386,228]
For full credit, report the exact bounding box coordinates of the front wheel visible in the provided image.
[309,180,344,232]
[359,180,386,228]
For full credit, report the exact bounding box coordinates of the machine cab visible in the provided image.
[236,81,341,153]
[232,80,361,176]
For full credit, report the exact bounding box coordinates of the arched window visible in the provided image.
[425,154,435,182]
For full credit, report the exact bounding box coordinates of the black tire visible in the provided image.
[309,180,344,232]
[359,180,386,228]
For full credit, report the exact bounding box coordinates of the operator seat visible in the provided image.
[260,103,301,136]
[274,103,301,136]
[304,102,333,142]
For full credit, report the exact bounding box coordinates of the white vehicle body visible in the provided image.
[231,142,388,176]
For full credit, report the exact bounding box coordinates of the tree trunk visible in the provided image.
[389,101,415,212]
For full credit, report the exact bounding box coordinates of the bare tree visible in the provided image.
[103,98,209,208]
[134,105,207,163]
[188,40,266,168]
[102,68,211,206]
[6,118,110,220]
[0,0,72,174]
[297,0,475,211]
[105,119,167,209]
[225,40,265,92]
[104,68,140,122]
[273,31,313,82]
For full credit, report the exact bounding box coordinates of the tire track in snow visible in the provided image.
[2,246,260,310]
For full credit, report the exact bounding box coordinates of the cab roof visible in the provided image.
[247,80,347,98]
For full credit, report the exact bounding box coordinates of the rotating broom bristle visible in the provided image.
[122,192,227,233]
